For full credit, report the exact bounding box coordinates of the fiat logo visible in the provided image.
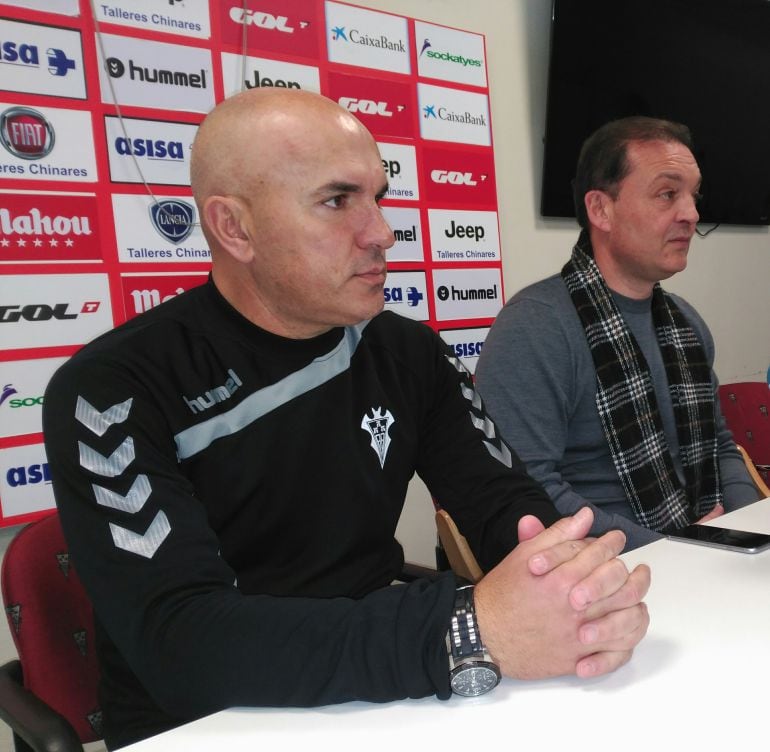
[0,106,55,160]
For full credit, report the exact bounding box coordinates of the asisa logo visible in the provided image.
[0,107,55,160]
[384,286,423,307]
[114,136,184,160]
[149,200,196,243]
[0,41,76,76]
[450,340,484,358]
[6,463,51,487]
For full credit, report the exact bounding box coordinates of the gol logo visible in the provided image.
[229,8,295,32]
[0,302,99,322]
[0,106,55,160]
[338,97,393,117]
[430,170,478,186]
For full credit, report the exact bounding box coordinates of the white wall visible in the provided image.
[386,0,770,565]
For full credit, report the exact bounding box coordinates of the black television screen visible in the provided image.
[540,0,770,226]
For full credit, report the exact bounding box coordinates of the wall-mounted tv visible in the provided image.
[540,0,770,226]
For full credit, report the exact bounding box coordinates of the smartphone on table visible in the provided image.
[666,524,770,554]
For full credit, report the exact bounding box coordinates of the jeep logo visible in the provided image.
[381,159,401,178]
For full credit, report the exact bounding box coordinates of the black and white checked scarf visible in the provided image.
[561,233,721,531]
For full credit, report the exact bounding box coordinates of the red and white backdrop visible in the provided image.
[0,0,504,525]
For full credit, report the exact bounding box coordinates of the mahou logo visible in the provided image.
[0,194,102,262]
[0,106,54,159]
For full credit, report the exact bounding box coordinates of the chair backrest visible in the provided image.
[435,510,484,584]
[1,513,102,743]
[718,382,770,482]
[736,445,770,499]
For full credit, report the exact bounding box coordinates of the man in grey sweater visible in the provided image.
[476,117,759,551]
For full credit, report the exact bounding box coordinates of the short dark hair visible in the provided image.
[572,116,695,229]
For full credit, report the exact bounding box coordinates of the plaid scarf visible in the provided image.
[561,233,721,531]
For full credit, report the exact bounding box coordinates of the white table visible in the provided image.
[123,500,770,751]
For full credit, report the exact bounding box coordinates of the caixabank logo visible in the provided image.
[111,194,210,263]
[120,273,208,319]
[0,443,56,518]
[220,52,320,98]
[105,115,196,186]
[94,0,211,39]
[219,0,318,59]
[422,146,496,207]
[383,271,429,322]
[97,33,214,114]
[0,192,102,262]
[327,72,414,140]
[326,1,410,75]
[0,18,86,99]
[0,103,96,182]
[0,273,113,350]
[418,83,490,147]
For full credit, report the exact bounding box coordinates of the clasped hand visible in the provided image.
[474,506,651,681]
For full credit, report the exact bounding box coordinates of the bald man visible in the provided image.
[44,90,649,750]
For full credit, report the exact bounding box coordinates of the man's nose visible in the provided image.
[360,205,395,251]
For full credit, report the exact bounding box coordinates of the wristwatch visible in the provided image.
[447,583,501,697]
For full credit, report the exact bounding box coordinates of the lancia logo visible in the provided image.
[0,106,55,160]
[149,199,196,244]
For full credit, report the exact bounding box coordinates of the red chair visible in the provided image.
[719,382,770,494]
[0,513,102,752]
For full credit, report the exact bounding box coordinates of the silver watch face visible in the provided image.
[450,662,500,697]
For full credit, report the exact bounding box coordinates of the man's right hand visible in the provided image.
[473,507,650,681]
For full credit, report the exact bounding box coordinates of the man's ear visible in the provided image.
[584,189,613,233]
[202,196,252,263]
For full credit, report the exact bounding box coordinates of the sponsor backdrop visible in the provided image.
[0,0,504,525]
